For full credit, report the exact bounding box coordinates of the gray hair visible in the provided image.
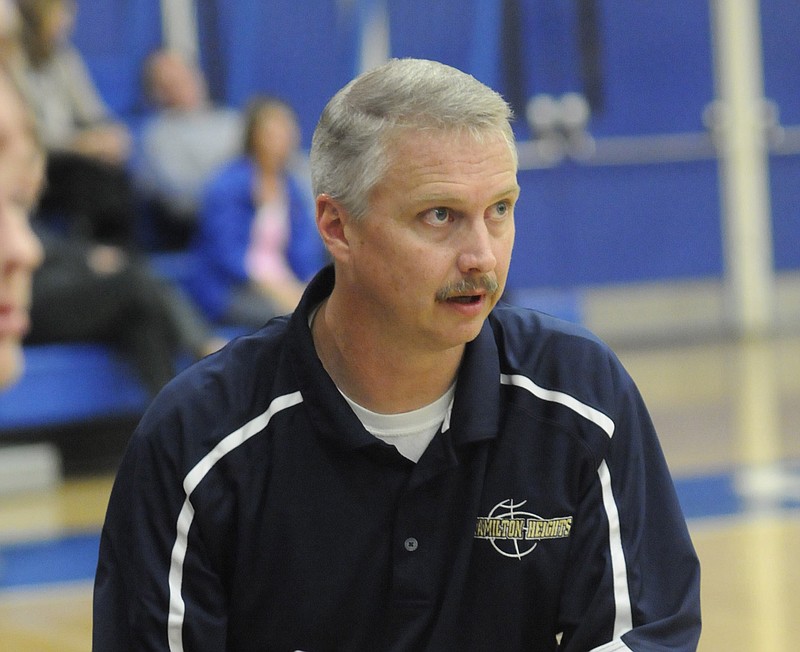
[309,58,516,221]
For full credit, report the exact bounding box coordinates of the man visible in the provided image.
[94,59,701,651]
[134,48,242,245]
[0,64,44,388]
[17,0,137,247]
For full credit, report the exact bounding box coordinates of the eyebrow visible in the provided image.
[416,184,521,208]
[495,184,521,201]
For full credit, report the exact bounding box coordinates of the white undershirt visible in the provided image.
[341,384,456,463]
[309,302,455,462]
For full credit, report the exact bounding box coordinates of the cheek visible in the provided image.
[359,239,433,300]
[496,228,516,271]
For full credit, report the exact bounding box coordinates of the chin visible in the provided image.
[446,321,486,349]
[0,343,24,390]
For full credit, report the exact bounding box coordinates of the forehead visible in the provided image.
[153,53,193,80]
[379,128,518,195]
[388,123,514,163]
[254,105,296,130]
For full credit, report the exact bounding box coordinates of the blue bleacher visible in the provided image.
[0,252,197,434]
[0,343,150,431]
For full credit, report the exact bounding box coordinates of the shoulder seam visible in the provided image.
[500,373,615,438]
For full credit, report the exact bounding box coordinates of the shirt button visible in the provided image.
[404,537,419,552]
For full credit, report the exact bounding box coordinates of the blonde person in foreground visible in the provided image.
[0,63,43,389]
[95,59,700,651]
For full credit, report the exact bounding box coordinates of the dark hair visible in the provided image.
[17,0,74,66]
[241,95,297,157]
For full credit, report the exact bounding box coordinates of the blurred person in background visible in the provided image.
[25,231,226,396]
[134,48,243,248]
[2,0,224,396]
[0,0,24,79]
[17,0,137,247]
[188,96,326,329]
[0,62,44,388]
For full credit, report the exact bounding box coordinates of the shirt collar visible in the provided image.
[290,266,501,452]
[448,318,502,446]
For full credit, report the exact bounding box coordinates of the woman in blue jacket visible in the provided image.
[189,97,326,327]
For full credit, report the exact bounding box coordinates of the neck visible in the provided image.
[312,294,463,414]
[256,172,284,203]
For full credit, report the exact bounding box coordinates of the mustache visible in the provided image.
[435,275,499,301]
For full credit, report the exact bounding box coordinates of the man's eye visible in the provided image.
[424,207,451,226]
[491,201,512,220]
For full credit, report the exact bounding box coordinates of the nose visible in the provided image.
[19,222,44,271]
[457,218,497,275]
[0,203,44,277]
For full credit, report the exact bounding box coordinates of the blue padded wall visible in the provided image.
[71,0,162,116]
[386,0,582,138]
[509,160,723,289]
[69,0,798,284]
[387,1,716,137]
[591,2,715,137]
[761,0,800,271]
[762,0,800,126]
[199,0,360,149]
[769,155,800,272]
[387,0,505,90]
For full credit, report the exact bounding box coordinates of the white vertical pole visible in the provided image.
[709,0,775,337]
[357,0,390,74]
[160,0,199,61]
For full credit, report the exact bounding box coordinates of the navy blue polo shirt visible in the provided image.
[94,266,701,651]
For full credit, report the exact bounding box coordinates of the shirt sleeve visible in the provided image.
[557,371,702,651]
[93,401,229,650]
[59,46,113,128]
[200,163,254,283]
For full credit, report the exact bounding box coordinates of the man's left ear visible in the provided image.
[316,195,351,263]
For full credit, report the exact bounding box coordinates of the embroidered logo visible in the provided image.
[474,499,572,559]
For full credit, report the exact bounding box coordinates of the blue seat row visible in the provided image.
[0,343,150,432]
[0,253,200,434]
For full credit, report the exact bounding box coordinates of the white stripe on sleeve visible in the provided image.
[167,391,303,652]
[500,373,632,641]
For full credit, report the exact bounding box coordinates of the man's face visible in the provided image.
[341,127,519,354]
[0,77,43,388]
[252,108,299,174]
[151,53,206,110]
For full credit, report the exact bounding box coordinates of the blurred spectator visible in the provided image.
[0,0,24,79]
[1,1,225,397]
[188,97,326,328]
[26,232,226,396]
[17,0,137,247]
[134,48,243,248]
[0,58,44,388]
